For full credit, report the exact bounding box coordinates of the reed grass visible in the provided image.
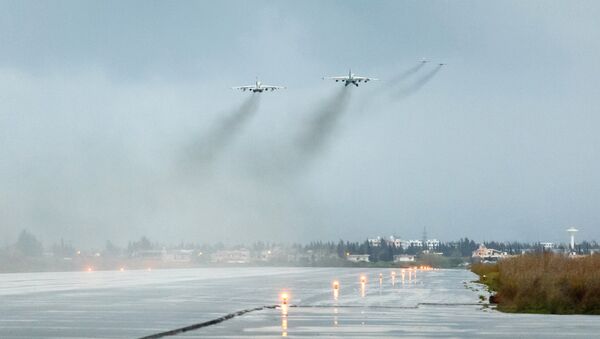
[472,253,600,314]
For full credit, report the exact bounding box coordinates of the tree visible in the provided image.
[127,236,154,255]
[15,230,43,257]
[105,240,121,256]
[52,238,75,257]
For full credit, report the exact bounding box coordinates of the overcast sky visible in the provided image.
[1,0,599,247]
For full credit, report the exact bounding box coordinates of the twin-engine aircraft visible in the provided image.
[232,79,285,93]
[322,69,378,87]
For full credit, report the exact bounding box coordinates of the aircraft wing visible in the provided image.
[323,76,350,80]
[261,85,286,91]
[353,76,379,82]
[232,85,258,92]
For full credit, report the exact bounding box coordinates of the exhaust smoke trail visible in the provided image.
[395,65,443,99]
[248,88,351,179]
[296,87,351,162]
[185,95,260,167]
[356,62,426,114]
[386,62,427,85]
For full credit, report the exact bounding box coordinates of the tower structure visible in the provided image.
[566,227,578,252]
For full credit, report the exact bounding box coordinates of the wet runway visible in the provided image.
[1,267,598,338]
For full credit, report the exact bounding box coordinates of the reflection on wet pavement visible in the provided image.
[1,268,599,338]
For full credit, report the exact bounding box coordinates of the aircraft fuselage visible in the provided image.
[333,70,362,87]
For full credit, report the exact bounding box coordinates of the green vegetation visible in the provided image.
[472,253,600,314]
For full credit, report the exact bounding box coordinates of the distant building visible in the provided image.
[472,244,508,262]
[408,240,423,248]
[426,239,440,251]
[387,236,411,249]
[540,242,556,250]
[370,235,436,251]
[393,254,415,262]
[132,249,163,260]
[347,254,370,263]
[368,237,382,247]
[398,240,410,250]
[134,249,194,263]
[211,249,251,264]
[162,249,193,263]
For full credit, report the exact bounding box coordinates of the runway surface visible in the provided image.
[1,267,598,338]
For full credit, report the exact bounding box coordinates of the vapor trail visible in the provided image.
[395,65,443,99]
[186,95,260,167]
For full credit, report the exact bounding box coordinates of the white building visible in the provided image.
[368,237,382,247]
[386,236,406,248]
[393,254,416,262]
[397,240,409,250]
[540,242,556,250]
[162,249,194,263]
[211,249,251,264]
[369,235,438,251]
[426,239,440,250]
[347,254,370,263]
[472,244,508,262]
[134,249,164,260]
[408,240,423,248]
[133,249,194,263]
